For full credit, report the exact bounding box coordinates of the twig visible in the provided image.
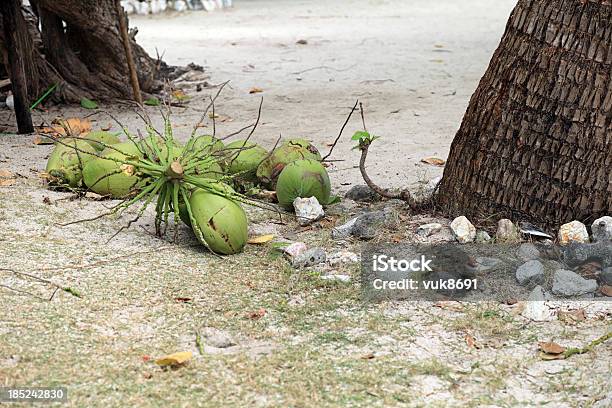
[322,100,359,161]
[563,331,612,359]
[115,0,142,104]
[291,64,357,75]
[0,268,81,298]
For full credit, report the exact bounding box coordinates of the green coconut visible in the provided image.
[101,140,142,157]
[45,138,98,187]
[256,139,322,186]
[188,188,248,254]
[223,140,268,181]
[275,159,331,209]
[194,160,224,180]
[84,131,121,151]
[82,150,144,197]
[192,135,224,155]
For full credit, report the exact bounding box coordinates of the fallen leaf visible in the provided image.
[539,341,566,355]
[80,98,98,110]
[155,351,193,367]
[249,87,263,94]
[246,308,266,320]
[144,97,161,106]
[600,285,612,296]
[36,117,92,141]
[420,157,446,166]
[174,297,193,303]
[465,334,479,349]
[0,169,17,186]
[558,309,586,323]
[247,234,275,244]
[172,90,189,101]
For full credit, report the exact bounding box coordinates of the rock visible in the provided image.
[331,217,358,239]
[415,176,442,202]
[293,197,324,226]
[552,269,598,297]
[496,219,520,243]
[591,216,612,243]
[282,242,307,259]
[521,286,555,321]
[417,223,443,237]
[601,267,612,286]
[516,260,545,285]
[344,185,380,202]
[292,248,326,268]
[320,274,351,283]
[559,241,612,268]
[474,257,502,273]
[326,199,358,216]
[558,220,589,245]
[351,208,399,240]
[200,327,236,348]
[517,243,541,261]
[475,230,492,243]
[5,94,14,110]
[327,251,359,267]
[450,216,476,243]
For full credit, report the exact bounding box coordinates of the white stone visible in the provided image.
[416,223,443,237]
[450,216,476,243]
[558,221,589,245]
[475,230,492,243]
[327,251,359,267]
[591,216,612,242]
[282,242,307,259]
[293,197,325,226]
[496,219,520,243]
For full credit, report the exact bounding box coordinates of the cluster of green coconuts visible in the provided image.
[45,131,332,255]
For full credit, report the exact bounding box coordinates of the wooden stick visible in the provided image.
[0,0,34,134]
[115,0,143,104]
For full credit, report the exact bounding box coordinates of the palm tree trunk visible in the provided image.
[437,0,611,227]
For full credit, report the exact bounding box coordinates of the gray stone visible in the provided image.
[292,248,326,268]
[474,257,501,273]
[417,223,443,237]
[600,267,612,286]
[344,185,380,202]
[496,219,520,243]
[326,200,358,216]
[527,285,553,301]
[475,230,492,243]
[552,269,598,297]
[351,208,398,240]
[327,251,359,267]
[517,243,541,262]
[293,196,324,226]
[332,217,357,239]
[558,220,589,245]
[450,216,476,243]
[559,241,612,268]
[591,216,612,243]
[516,260,544,285]
[200,327,236,348]
[282,242,307,259]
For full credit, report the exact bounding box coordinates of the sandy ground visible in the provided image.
[1,1,611,407]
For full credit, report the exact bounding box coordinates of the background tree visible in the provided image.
[0,0,163,104]
[437,0,611,227]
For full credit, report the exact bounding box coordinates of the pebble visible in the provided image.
[450,216,476,243]
[551,269,598,297]
[331,217,358,239]
[527,285,553,301]
[282,242,307,258]
[496,219,520,243]
[293,197,324,226]
[475,230,492,243]
[558,220,589,245]
[591,216,612,242]
[416,223,442,237]
[350,208,399,240]
[516,260,544,285]
[327,251,359,267]
[320,274,351,283]
[474,257,502,273]
[292,248,326,268]
[344,185,380,202]
[517,243,541,262]
[521,286,555,321]
[200,327,235,348]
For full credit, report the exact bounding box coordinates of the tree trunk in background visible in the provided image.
[0,0,163,103]
[437,0,611,228]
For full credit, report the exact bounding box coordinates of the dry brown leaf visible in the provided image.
[420,157,446,166]
[155,351,193,367]
[539,352,567,361]
[600,285,612,296]
[0,169,17,187]
[538,341,566,355]
[247,234,275,244]
[246,308,266,320]
[249,87,264,94]
[558,309,586,323]
[36,117,92,142]
[465,333,479,349]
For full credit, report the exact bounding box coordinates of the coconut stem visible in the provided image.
[166,160,184,179]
